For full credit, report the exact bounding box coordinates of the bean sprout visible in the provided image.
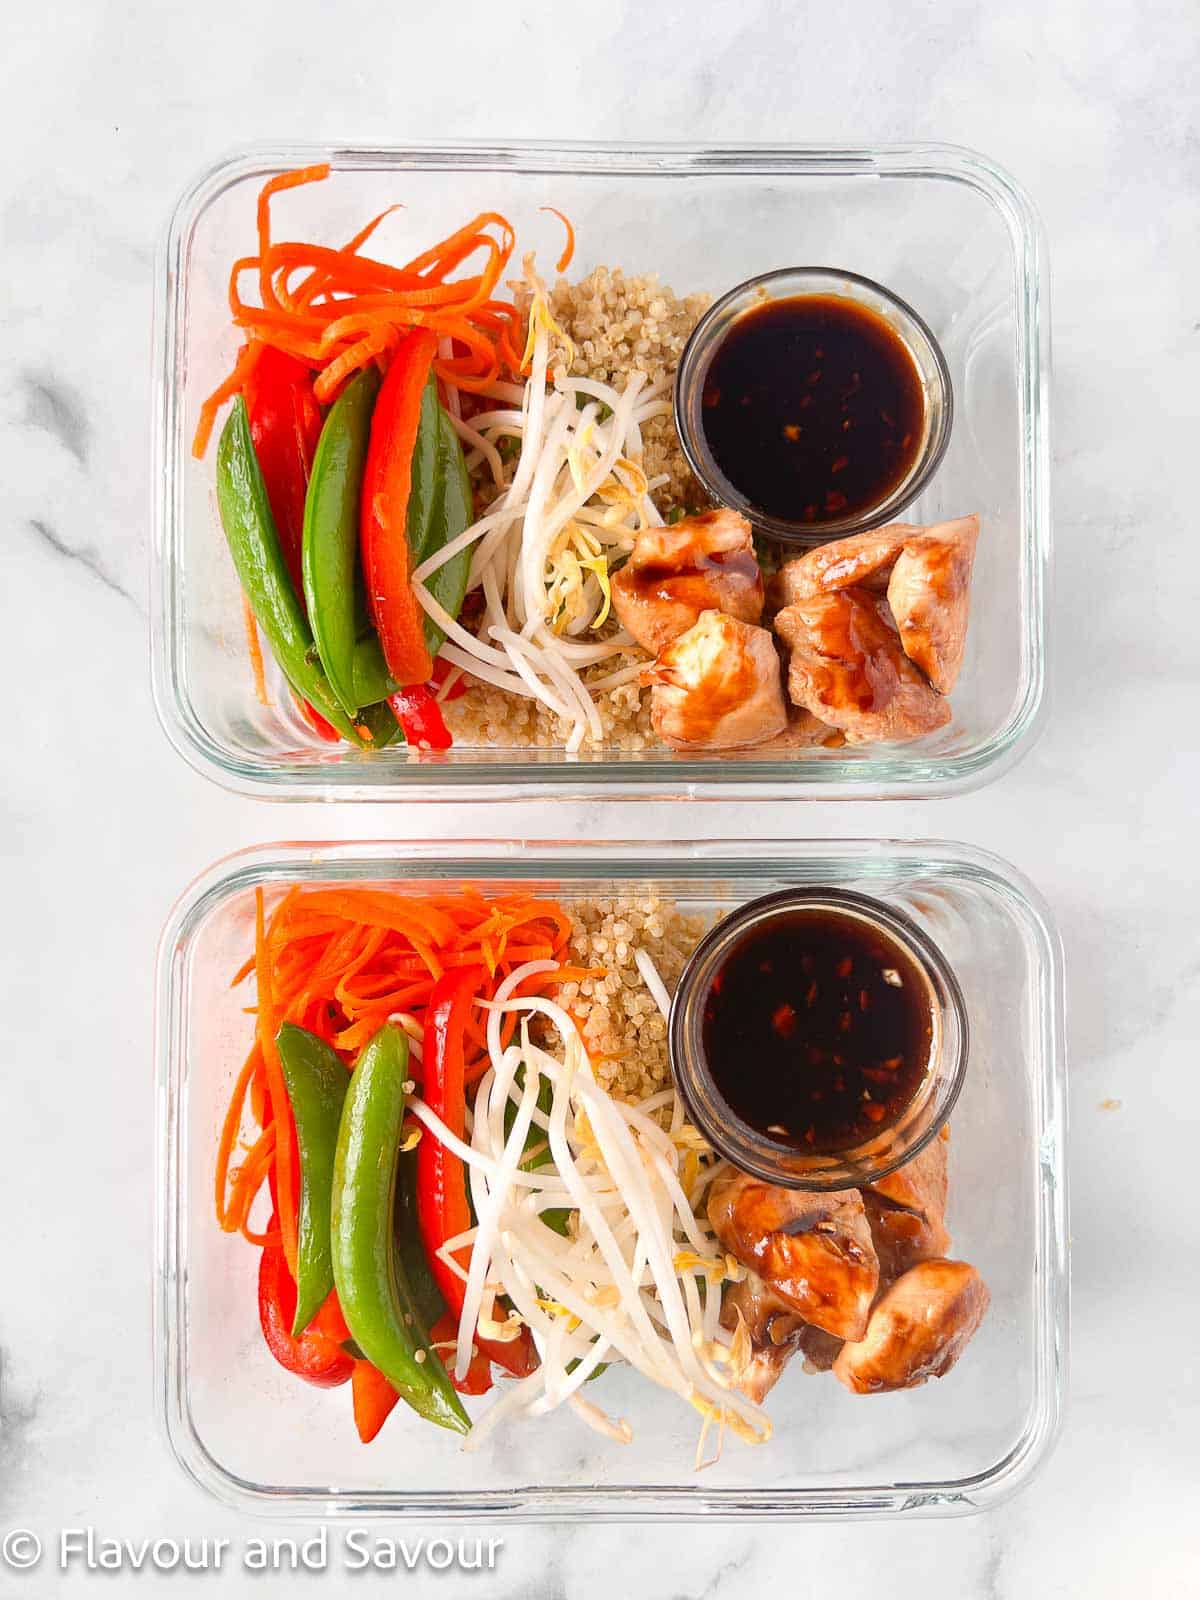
[415,261,664,752]
[410,950,772,1461]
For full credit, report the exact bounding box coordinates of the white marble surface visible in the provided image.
[1,0,1197,1594]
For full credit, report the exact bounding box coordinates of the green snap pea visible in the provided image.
[215,398,364,746]
[302,367,380,717]
[276,1024,349,1337]
[396,1146,446,1331]
[350,634,398,710]
[405,374,442,568]
[421,404,473,659]
[331,1024,468,1436]
[354,698,403,748]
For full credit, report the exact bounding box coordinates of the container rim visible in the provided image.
[150,139,1051,802]
[154,835,1068,1521]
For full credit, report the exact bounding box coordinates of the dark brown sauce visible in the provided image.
[700,908,932,1151]
[700,294,926,526]
[631,559,760,614]
[800,588,900,715]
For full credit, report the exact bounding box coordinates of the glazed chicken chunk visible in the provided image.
[886,514,980,693]
[720,1272,810,1404]
[771,523,914,608]
[832,1259,991,1394]
[645,610,787,751]
[775,587,951,744]
[721,1271,845,1402]
[771,515,980,697]
[861,1130,951,1282]
[714,1126,988,1404]
[708,1170,880,1342]
[611,508,764,655]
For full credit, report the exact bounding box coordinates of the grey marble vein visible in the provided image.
[673,1548,753,1600]
[20,372,91,469]
[26,517,138,609]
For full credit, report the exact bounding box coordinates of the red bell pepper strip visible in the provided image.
[388,683,452,751]
[430,656,468,703]
[360,329,438,687]
[350,1359,400,1443]
[242,346,330,733]
[416,965,537,1380]
[243,345,323,598]
[295,693,341,743]
[430,1311,492,1394]
[258,1237,353,1388]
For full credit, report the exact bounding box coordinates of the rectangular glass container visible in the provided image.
[154,839,1067,1519]
[151,142,1050,800]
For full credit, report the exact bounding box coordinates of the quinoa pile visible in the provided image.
[553,894,708,1104]
[549,266,712,516]
[443,267,711,754]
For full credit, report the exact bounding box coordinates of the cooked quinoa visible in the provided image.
[443,659,654,750]
[550,266,712,516]
[446,266,711,752]
[553,894,709,1103]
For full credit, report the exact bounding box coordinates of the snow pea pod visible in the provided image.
[215,398,364,746]
[350,633,399,710]
[405,373,442,568]
[355,698,404,749]
[421,402,473,658]
[302,366,380,717]
[276,1024,349,1337]
[331,1023,469,1436]
[395,1146,446,1332]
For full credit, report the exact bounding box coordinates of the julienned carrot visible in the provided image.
[241,592,269,706]
[255,889,300,1275]
[256,164,332,312]
[193,168,532,455]
[540,206,576,272]
[192,340,261,460]
[215,1044,260,1229]
[215,886,581,1245]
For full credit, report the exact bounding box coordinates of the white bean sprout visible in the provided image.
[407,952,770,1463]
[416,261,664,753]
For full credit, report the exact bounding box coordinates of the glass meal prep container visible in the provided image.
[154,838,1067,1520]
[152,142,1051,801]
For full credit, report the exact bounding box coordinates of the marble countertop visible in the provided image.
[2,0,1197,1594]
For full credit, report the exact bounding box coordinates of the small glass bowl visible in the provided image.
[668,886,968,1189]
[674,267,954,545]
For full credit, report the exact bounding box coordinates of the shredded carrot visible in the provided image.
[193,168,531,455]
[255,889,300,1275]
[191,340,261,460]
[225,1123,277,1234]
[215,1045,260,1230]
[540,206,575,272]
[241,592,269,706]
[215,886,578,1250]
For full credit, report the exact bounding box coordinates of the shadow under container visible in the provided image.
[153,141,1050,801]
[155,838,1067,1520]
